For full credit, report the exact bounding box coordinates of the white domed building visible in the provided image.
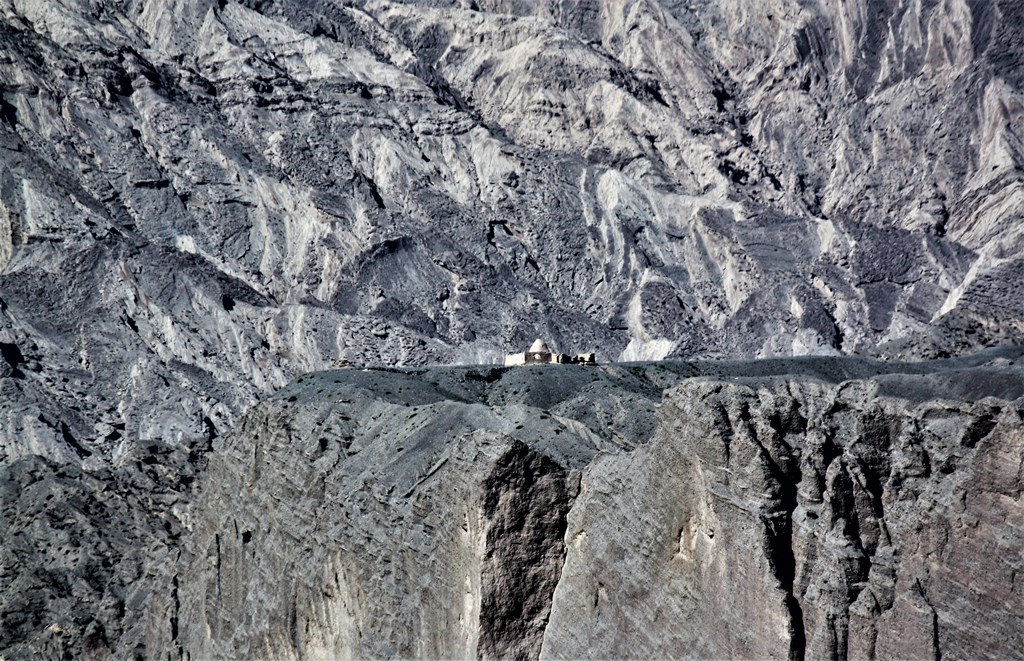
[503,339,596,366]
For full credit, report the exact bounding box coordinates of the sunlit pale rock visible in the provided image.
[0,0,1022,464]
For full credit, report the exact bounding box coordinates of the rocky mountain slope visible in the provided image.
[2,1,1024,657]
[1,0,1023,464]
[2,350,1022,659]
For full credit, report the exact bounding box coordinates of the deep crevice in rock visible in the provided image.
[478,441,575,660]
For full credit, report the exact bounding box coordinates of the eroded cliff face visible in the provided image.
[2,0,1024,656]
[544,373,1024,660]
[182,357,1024,661]
[1,0,1023,464]
[5,353,1020,659]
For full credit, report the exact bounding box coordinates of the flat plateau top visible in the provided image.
[278,345,1024,412]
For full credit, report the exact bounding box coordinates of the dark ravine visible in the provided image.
[2,350,1022,659]
[478,442,574,661]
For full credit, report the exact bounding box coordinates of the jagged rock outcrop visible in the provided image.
[5,351,1020,659]
[543,369,1024,659]
[2,0,1024,655]
[1,0,1023,464]
[0,436,206,659]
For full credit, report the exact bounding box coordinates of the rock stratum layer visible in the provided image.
[2,349,1023,659]
[1,0,1024,463]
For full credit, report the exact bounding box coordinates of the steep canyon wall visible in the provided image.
[2,353,1022,659]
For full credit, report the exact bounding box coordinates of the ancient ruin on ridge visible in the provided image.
[504,339,596,366]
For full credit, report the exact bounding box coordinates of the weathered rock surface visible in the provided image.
[4,350,1021,659]
[1,0,1023,463]
[0,436,206,659]
[543,367,1024,659]
[2,0,1024,655]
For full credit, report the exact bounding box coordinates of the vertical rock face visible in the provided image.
[170,366,620,660]
[0,438,204,660]
[542,373,1024,660]
[6,357,1017,660]
[169,359,1022,661]
[1,0,1023,464]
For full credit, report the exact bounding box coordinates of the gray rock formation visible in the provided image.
[1,0,1023,463]
[4,350,1022,659]
[0,436,205,659]
[544,368,1024,659]
[2,0,1024,656]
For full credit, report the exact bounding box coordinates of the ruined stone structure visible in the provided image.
[504,339,596,366]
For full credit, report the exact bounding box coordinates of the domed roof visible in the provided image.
[529,338,550,353]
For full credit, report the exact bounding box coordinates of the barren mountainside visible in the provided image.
[2,0,1024,659]
[1,0,1023,461]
